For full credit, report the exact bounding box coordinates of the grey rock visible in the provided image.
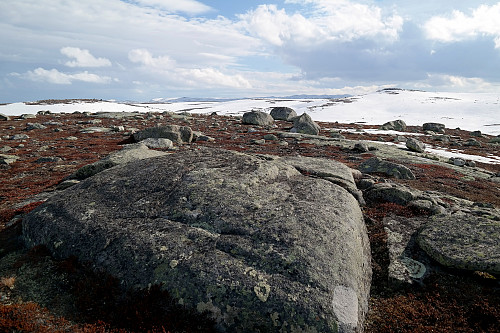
[406,138,425,153]
[133,125,193,144]
[111,126,125,132]
[383,216,428,285]
[242,110,274,126]
[0,113,11,121]
[417,214,500,274]
[291,113,321,135]
[79,127,113,133]
[364,183,417,205]
[489,137,500,144]
[470,130,482,137]
[358,157,416,180]
[37,110,51,115]
[263,134,279,141]
[23,148,372,333]
[330,132,346,140]
[408,200,446,215]
[464,138,481,147]
[353,142,370,153]
[10,134,30,140]
[450,157,466,167]
[270,107,297,121]
[465,160,476,167]
[423,123,445,133]
[393,135,407,142]
[379,119,407,131]
[0,146,12,153]
[0,154,19,165]
[20,114,37,119]
[69,144,167,180]
[35,156,63,163]
[26,123,47,130]
[56,179,81,190]
[140,138,174,149]
[278,155,365,205]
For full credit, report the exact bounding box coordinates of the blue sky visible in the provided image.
[1,0,499,102]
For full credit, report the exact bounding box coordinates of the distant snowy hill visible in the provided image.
[2,90,499,135]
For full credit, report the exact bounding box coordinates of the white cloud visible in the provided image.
[128,49,176,69]
[133,0,212,15]
[23,67,112,84]
[240,1,404,47]
[128,49,251,89]
[424,3,500,48]
[412,74,497,93]
[61,47,112,67]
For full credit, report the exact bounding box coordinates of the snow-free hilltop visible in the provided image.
[2,89,500,135]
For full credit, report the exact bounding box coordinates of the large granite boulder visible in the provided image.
[23,148,371,333]
[242,110,274,126]
[270,107,297,121]
[379,120,407,132]
[423,123,445,134]
[291,113,320,135]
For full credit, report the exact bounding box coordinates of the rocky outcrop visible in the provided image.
[68,143,167,180]
[23,148,372,333]
[270,107,297,121]
[133,125,193,144]
[358,157,415,180]
[379,120,407,131]
[291,113,320,135]
[242,110,274,126]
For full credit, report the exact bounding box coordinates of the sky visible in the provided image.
[1,0,500,102]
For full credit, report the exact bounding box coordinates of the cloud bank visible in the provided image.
[1,0,499,102]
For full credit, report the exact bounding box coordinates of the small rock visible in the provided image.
[466,160,476,167]
[450,157,466,166]
[470,130,482,137]
[0,146,12,153]
[263,134,279,141]
[10,134,29,140]
[26,123,47,130]
[353,142,370,153]
[36,156,63,163]
[406,137,425,153]
[111,126,125,132]
[0,154,19,165]
[251,139,266,145]
[0,113,10,121]
[464,138,481,147]
[20,114,36,119]
[79,127,113,133]
[37,110,51,115]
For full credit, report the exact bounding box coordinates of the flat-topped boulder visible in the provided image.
[23,148,371,333]
[417,212,500,275]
